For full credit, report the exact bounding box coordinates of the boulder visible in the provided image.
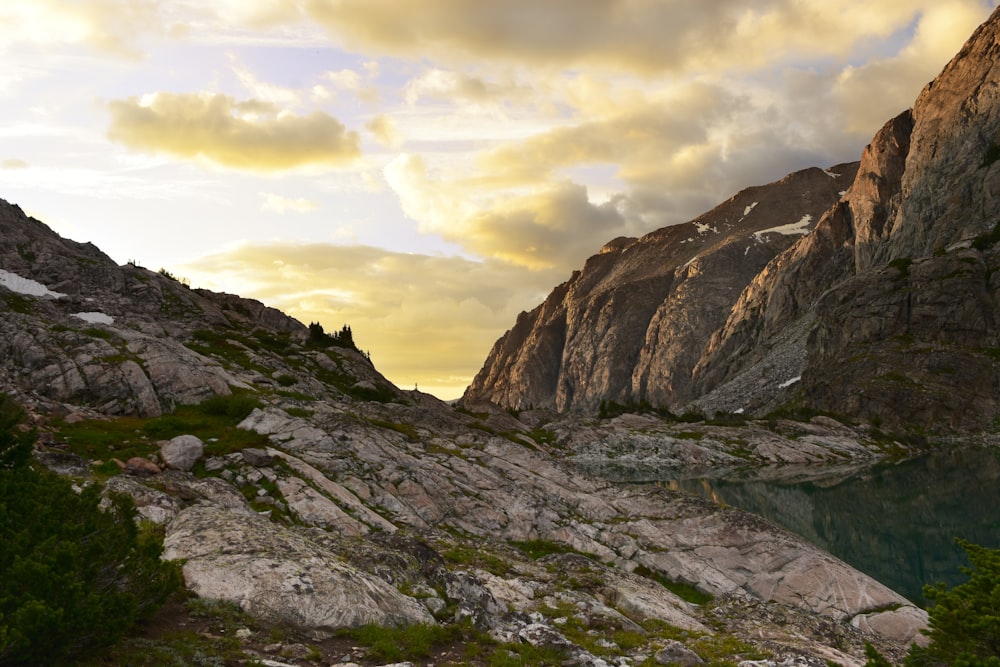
[655,640,704,665]
[160,434,204,471]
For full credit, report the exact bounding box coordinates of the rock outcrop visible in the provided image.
[466,7,1000,431]
[464,165,858,414]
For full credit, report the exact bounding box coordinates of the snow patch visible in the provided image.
[778,376,802,389]
[824,169,840,178]
[72,312,115,325]
[753,214,813,242]
[694,222,718,235]
[733,408,745,414]
[743,202,758,217]
[0,269,66,298]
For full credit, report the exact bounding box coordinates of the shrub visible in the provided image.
[0,396,182,665]
[904,540,1000,667]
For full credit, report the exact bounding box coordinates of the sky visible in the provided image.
[1,1,997,400]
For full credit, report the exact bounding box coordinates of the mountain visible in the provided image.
[1,210,929,660]
[465,7,1000,432]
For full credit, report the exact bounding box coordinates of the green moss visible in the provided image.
[982,142,1000,168]
[509,539,594,561]
[633,565,714,605]
[888,256,913,279]
[1,291,35,314]
[972,221,1000,251]
[368,418,419,441]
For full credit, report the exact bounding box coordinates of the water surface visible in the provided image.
[592,447,1000,604]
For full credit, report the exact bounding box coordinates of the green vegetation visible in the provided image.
[888,256,913,279]
[0,291,35,315]
[863,540,1000,667]
[54,392,268,467]
[306,321,359,353]
[82,598,258,666]
[0,395,182,665]
[633,565,714,605]
[972,221,1000,251]
[368,418,420,442]
[983,142,1000,169]
[904,539,1000,667]
[337,622,459,662]
[441,544,512,576]
[509,538,594,561]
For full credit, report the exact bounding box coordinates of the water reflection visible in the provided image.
[592,447,1000,605]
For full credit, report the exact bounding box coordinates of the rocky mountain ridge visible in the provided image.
[464,7,1000,432]
[1,196,931,665]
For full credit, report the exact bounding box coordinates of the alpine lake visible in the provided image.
[578,445,1000,605]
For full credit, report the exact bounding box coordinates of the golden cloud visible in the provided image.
[384,154,635,271]
[302,0,965,73]
[833,1,990,134]
[365,114,401,147]
[106,92,361,171]
[182,242,564,399]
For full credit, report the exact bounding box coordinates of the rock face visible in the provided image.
[464,164,858,414]
[163,504,435,637]
[466,7,1000,431]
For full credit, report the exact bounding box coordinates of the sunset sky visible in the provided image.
[1,1,997,399]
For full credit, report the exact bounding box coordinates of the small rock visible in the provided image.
[124,456,161,477]
[242,447,275,467]
[204,457,226,472]
[160,434,204,471]
[655,640,704,666]
[235,627,252,639]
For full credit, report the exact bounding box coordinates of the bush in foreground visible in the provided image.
[0,395,182,665]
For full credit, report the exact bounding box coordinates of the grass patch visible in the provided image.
[441,544,512,576]
[633,565,714,605]
[887,256,913,279]
[528,427,557,445]
[509,539,594,561]
[336,622,462,663]
[54,392,268,465]
[1,291,35,314]
[368,418,419,442]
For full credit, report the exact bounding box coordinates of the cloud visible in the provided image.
[106,92,361,171]
[302,0,978,74]
[365,114,401,147]
[832,1,992,133]
[182,242,563,398]
[260,192,320,213]
[231,57,303,107]
[0,0,167,57]
[403,68,533,107]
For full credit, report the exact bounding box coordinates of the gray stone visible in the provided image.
[655,640,704,665]
[160,434,204,471]
[241,447,274,466]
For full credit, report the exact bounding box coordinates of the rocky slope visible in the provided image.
[465,7,1000,432]
[1,199,929,665]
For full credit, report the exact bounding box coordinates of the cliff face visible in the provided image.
[465,164,858,412]
[467,7,1000,430]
